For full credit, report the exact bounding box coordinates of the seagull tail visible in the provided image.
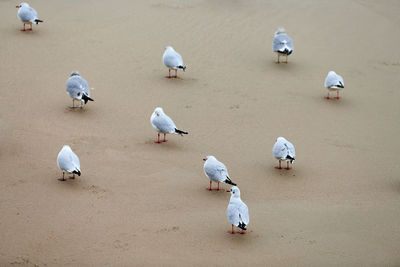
[82,94,94,104]
[34,19,43,24]
[224,177,237,186]
[175,128,188,136]
[338,81,344,88]
[178,65,186,72]
[238,222,247,231]
[72,170,81,176]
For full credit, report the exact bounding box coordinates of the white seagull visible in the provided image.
[203,156,237,191]
[150,107,188,143]
[272,27,293,63]
[273,137,296,170]
[66,71,94,108]
[324,71,344,99]
[227,186,249,234]
[57,145,81,181]
[163,46,186,78]
[16,2,43,31]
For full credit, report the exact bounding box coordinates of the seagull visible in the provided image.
[227,186,249,234]
[272,27,293,63]
[273,137,296,170]
[324,71,344,99]
[66,71,94,108]
[163,46,186,78]
[150,107,188,143]
[203,156,237,191]
[57,145,81,181]
[16,3,43,31]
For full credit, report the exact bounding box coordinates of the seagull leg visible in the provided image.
[285,161,291,170]
[167,69,171,78]
[215,182,220,191]
[285,55,288,63]
[21,23,26,31]
[206,180,212,190]
[162,133,168,142]
[275,160,282,169]
[29,23,32,31]
[239,230,247,234]
[69,174,75,179]
[325,92,330,99]
[58,172,66,181]
[276,54,280,63]
[155,133,162,143]
[174,69,178,78]
[229,225,235,234]
[335,91,340,99]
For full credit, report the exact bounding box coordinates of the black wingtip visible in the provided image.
[72,170,81,176]
[238,222,247,231]
[178,65,186,72]
[224,177,237,186]
[286,155,295,164]
[34,19,43,24]
[175,128,188,135]
[82,94,94,104]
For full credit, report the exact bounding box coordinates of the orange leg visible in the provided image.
[275,160,282,169]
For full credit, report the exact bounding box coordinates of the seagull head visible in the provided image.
[328,70,336,76]
[16,2,29,8]
[70,71,80,77]
[229,186,241,198]
[203,155,215,162]
[275,27,286,36]
[154,107,164,116]
[277,137,287,142]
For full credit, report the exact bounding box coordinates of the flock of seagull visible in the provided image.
[16,2,346,234]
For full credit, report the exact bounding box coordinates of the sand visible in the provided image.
[1,0,400,266]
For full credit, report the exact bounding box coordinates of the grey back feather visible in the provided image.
[273,33,293,53]
[66,76,90,99]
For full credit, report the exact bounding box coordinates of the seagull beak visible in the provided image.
[202,158,206,161]
[16,5,19,8]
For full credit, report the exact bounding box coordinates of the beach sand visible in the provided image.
[1,0,400,265]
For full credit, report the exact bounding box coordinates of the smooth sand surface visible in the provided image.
[1,0,400,265]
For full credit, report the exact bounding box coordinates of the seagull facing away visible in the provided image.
[203,156,237,191]
[57,145,81,181]
[273,137,296,170]
[150,107,188,143]
[163,46,186,78]
[324,71,344,99]
[227,186,249,234]
[66,71,94,108]
[272,27,293,63]
[16,2,43,31]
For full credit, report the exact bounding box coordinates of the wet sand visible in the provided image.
[0,0,400,265]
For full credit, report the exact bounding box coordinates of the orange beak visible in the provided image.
[202,158,206,161]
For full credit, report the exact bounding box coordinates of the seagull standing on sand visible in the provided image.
[324,71,344,99]
[57,145,81,181]
[66,71,94,108]
[16,3,43,31]
[227,186,249,234]
[273,137,296,170]
[163,46,186,78]
[150,107,188,143]
[203,156,237,191]
[272,27,293,63]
